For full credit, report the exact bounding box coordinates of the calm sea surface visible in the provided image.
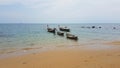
[0,23,120,57]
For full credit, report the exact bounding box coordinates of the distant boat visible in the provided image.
[66,33,78,40]
[58,25,70,32]
[57,31,64,36]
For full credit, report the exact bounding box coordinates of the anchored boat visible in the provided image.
[47,28,56,33]
[66,33,78,40]
[58,25,70,32]
[47,25,56,33]
[57,31,64,36]
[59,27,70,32]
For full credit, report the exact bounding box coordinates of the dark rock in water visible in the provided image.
[81,26,85,28]
[99,26,102,28]
[113,27,116,29]
[92,26,95,28]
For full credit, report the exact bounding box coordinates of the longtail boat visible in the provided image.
[47,25,56,33]
[47,28,56,33]
[66,33,78,40]
[57,31,64,36]
[58,25,70,32]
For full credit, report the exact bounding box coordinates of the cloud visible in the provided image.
[44,0,120,19]
[0,0,55,8]
[0,0,120,23]
[0,0,18,5]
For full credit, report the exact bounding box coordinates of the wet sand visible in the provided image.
[106,41,120,45]
[0,47,120,68]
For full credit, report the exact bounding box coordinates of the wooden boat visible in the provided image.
[59,27,70,32]
[57,31,64,36]
[66,33,78,40]
[58,25,70,32]
[59,26,70,32]
[47,28,56,33]
[47,25,56,33]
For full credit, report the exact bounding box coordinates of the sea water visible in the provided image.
[0,23,120,57]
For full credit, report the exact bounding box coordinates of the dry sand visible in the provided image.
[0,47,120,68]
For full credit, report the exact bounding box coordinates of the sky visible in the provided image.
[0,0,120,23]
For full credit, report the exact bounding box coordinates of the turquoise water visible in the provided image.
[0,23,120,56]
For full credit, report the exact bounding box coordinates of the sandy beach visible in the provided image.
[0,0,120,67]
[0,46,120,68]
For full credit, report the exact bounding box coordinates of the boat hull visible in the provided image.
[57,32,64,36]
[66,33,78,40]
[47,28,56,33]
[59,28,70,32]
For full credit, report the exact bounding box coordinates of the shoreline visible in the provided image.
[0,41,120,59]
[0,44,120,68]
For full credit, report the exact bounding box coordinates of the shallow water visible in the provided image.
[0,23,120,57]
